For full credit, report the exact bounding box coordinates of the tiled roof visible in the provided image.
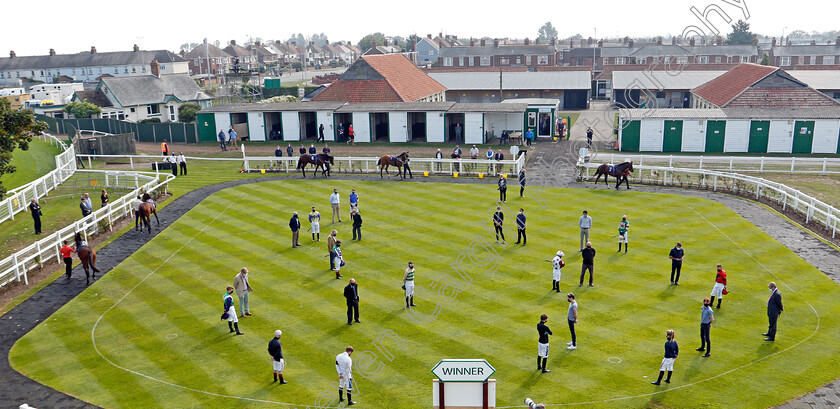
[99,74,211,107]
[72,89,112,108]
[335,102,455,112]
[440,45,555,57]
[315,54,444,103]
[362,54,445,101]
[223,44,251,57]
[725,87,840,107]
[691,63,777,107]
[184,44,232,59]
[0,49,184,71]
[313,80,402,103]
[771,45,840,56]
[430,71,591,90]
[612,70,727,90]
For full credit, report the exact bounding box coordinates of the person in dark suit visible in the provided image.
[29,199,42,234]
[515,208,526,245]
[318,124,325,142]
[518,169,526,197]
[351,208,363,241]
[764,282,784,341]
[493,206,505,244]
[80,197,92,217]
[286,144,294,157]
[289,212,301,247]
[669,242,685,285]
[299,145,307,155]
[497,175,507,202]
[344,278,360,325]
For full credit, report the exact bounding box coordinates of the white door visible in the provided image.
[464,113,484,144]
[812,120,840,154]
[352,112,370,143]
[427,112,445,143]
[681,120,705,152]
[639,119,664,152]
[215,113,231,136]
[389,112,408,143]
[247,112,265,141]
[723,120,749,153]
[281,111,300,141]
[767,120,793,153]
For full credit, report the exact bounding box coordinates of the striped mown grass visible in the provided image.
[10,180,840,409]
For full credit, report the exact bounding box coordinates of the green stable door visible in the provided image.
[792,120,815,154]
[705,120,726,152]
[196,113,217,142]
[748,120,770,153]
[621,120,640,151]
[662,120,683,152]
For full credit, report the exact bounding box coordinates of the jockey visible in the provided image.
[142,192,156,209]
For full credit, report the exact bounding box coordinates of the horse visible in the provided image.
[139,193,160,233]
[377,152,410,179]
[297,153,334,178]
[593,161,634,190]
[74,232,100,285]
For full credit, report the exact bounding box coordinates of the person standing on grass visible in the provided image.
[518,168,526,197]
[515,208,526,245]
[169,154,178,177]
[333,241,344,279]
[351,208,362,241]
[567,293,578,350]
[580,242,595,287]
[322,143,331,155]
[486,147,494,172]
[336,346,356,405]
[347,124,355,145]
[289,212,301,247]
[669,242,685,285]
[268,330,288,384]
[435,149,443,172]
[497,174,507,202]
[233,267,253,317]
[161,139,169,157]
[403,261,416,308]
[178,152,187,175]
[330,188,342,223]
[218,130,227,151]
[344,277,360,324]
[328,230,338,271]
[222,285,244,335]
[309,207,321,241]
[493,206,505,244]
[83,193,93,215]
[552,250,565,293]
[100,189,109,207]
[349,189,359,215]
[651,329,678,385]
[286,143,294,157]
[318,123,325,142]
[29,199,42,235]
[275,146,283,158]
[132,195,143,230]
[80,196,92,217]
[470,144,479,159]
[299,144,306,155]
[537,313,552,373]
[60,240,73,279]
[765,282,784,342]
[709,264,727,309]
[617,215,629,253]
[579,210,592,251]
[228,128,238,151]
[696,297,714,357]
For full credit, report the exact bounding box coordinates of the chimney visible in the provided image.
[481,39,486,47]
[49,48,56,56]
[657,37,662,45]
[179,50,186,57]
[810,39,816,46]
[623,36,629,44]
[717,35,723,45]
[628,39,634,48]
[133,44,140,52]
[470,39,475,47]
[701,36,706,45]
[671,37,676,45]
[255,41,261,47]
[690,37,695,46]
[587,37,593,45]
[230,40,236,46]
[580,39,586,47]
[787,38,791,46]
[772,37,777,47]
[550,38,556,46]
[494,39,499,47]
[535,38,540,45]
[525,38,530,46]
[836,36,840,46]
[90,46,97,54]
[372,40,377,48]
[150,59,160,78]
[9,50,15,58]
[754,35,759,46]
[598,40,603,47]
[427,34,432,39]
[384,39,389,47]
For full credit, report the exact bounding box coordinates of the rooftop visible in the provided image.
[0,49,185,71]
[99,74,211,107]
[429,71,591,90]
[612,70,727,90]
[691,63,778,107]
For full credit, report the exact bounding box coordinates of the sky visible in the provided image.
[1,0,837,56]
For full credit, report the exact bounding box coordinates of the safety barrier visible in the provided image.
[591,153,840,175]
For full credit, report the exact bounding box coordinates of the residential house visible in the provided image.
[223,40,256,72]
[0,93,30,110]
[81,60,213,122]
[769,37,840,68]
[248,42,278,65]
[29,82,84,104]
[312,54,445,103]
[415,36,440,66]
[0,45,188,84]
[438,39,556,68]
[184,43,233,76]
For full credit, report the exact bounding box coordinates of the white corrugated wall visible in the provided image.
[681,119,706,152]
[811,119,840,154]
[426,112,446,142]
[723,120,749,153]
[639,119,664,152]
[389,112,408,143]
[247,112,265,141]
[351,112,370,143]
[281,112,299,141]
[767,120,793,153]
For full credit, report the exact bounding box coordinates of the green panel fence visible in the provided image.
[35,114,198,143]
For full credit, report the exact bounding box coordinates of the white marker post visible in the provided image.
[431,359,496,409]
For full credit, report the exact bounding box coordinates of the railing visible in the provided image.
[591,153,840,175]
[0,169,174,288]
[1,134,76,224]
[577,162,840,239]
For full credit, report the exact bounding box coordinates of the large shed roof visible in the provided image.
[429,71,591,90]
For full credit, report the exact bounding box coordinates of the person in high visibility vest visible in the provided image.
[160,140,169,156]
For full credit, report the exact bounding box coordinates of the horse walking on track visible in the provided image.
[139,193,160,233]
[378,152,409,179]
[74,232,100,285]
[297,153,334,178]
[593,161,634,190]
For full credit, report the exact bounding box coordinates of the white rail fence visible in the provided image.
[1,133,76,224]
[590,153,840,175]
[578,163,840,239]
[0,169,174,288]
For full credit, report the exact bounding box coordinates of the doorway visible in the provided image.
[445,113,465,143]
[370,112,389,142]
[538,112,553,137]
[298,112,317,140]
[408,112,427,141]
[334,113,352,142]
[264,112,283,141]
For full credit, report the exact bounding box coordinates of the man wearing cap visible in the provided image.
[709,264,727,309]
[268,330,288,383]
[552,250,565,293]
[403,261,416,308]
[537,313,552,373]
[579,210,592,251]
[617,215,629,254]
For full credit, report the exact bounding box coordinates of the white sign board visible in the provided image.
[431,359,495,382]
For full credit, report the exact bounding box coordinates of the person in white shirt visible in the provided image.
[470,145,479,159]
[83,193,93,214]
[168,154,178,177]
[579,210,593,251]
[336,346,356,406]
[552,251,565,293]
[177,152,187,176]
[435,149,443,172]
[132,195,143,231]
[329,189,342,223]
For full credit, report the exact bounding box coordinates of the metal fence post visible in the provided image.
[791,157,796,174]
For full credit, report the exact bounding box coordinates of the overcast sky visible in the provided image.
[2,0,836,56]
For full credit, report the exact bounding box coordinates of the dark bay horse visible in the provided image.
[378,152,409,179]
[297,153,334,178]
[74,232,100,285]
[139,193,160,233]
[593,161,634,190]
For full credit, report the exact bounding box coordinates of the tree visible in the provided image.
[726,20,755,45]
[760,53,770,65]
[537,22,558,42]
[358,33,386,53]
[0,99,47,198]
[177,103,201,123]
[63,101,101,119]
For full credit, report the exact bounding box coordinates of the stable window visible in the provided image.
[699,56,709,64]
[780,57,791,66]
[468,57,474,66]
[810,56,817,65]
[715,56,721,63]
[480,56,491,66]
[516,56,521,64]
[825,56,836,65]
[677,57,688,64]
[443,57,453,67]
[741,56,749,63]
[526,55,531,65]
[615,57,625,65]
[656,91,666,98]
[726,56,733,63]
[500,57,510,65]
